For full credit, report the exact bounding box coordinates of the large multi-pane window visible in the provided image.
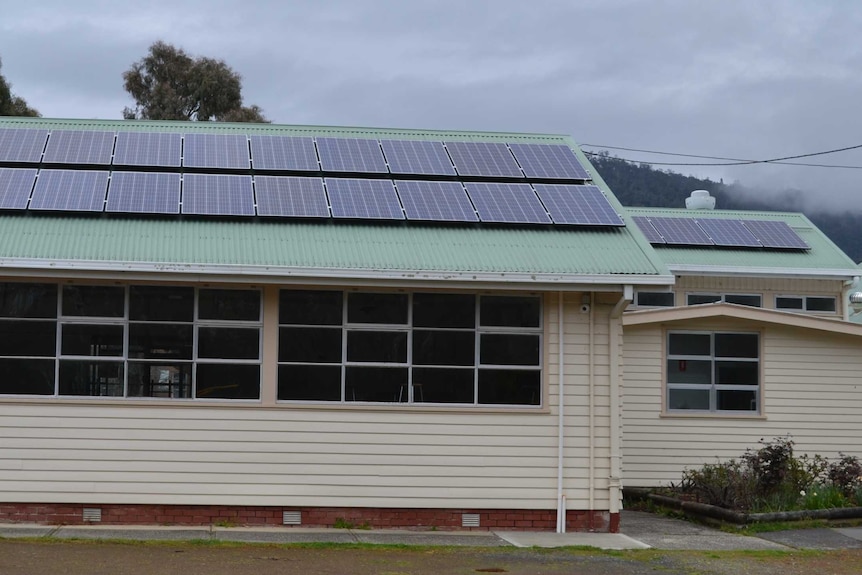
[666,331,759,413]
[278,290,542,406]
[0,282,261,399]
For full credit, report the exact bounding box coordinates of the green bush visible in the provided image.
[799,485,847,510]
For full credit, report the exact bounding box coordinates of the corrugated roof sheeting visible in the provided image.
[0,216,663,277]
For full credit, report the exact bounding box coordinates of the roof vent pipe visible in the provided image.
[685,190,716,210]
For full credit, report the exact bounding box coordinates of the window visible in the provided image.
[635,291,674,307]
[666,331,759,413]
[776,295,837,313]
[277,291,542,406]
[0,282,261,399]
[687,293,762,307]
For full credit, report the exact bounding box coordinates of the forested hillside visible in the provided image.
[589,153,862,264]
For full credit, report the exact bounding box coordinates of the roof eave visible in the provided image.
[667,264,860,281]
[0,259,675,291]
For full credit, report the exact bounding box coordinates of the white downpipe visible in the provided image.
[609,286,633,519]
[588,293,595,518]
[556,292,566,533]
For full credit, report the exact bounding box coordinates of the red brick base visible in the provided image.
[0,503,617,532]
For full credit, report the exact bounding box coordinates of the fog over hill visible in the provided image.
[590,154,862,264]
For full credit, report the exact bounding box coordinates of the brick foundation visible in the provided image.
[0,503,617,532]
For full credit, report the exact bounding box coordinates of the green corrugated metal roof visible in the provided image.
[624,207,858,275]
[0,215,667,284]
[0,117,672,285]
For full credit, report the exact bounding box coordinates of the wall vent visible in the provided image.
[282,510,302,525]
[461,513,480,527]
[82,508,102,522]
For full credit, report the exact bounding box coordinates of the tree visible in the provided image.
[0,57,40,117]
[122,41,268,123]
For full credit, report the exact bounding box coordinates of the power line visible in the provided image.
[579,142,862,169]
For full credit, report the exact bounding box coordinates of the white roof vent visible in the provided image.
[685,190,716,210]
[850,292,862,306]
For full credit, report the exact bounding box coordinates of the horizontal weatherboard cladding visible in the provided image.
[0,215,663,277]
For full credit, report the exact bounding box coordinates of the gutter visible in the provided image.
[668,264,859,281]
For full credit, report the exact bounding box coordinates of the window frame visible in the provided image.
[665,330,761,415]
[686,293,762,307]
[775,294,837,313]
[634,291,675,308]
[277,290,543,407]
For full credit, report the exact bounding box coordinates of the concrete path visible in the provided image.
[2,509,861,551]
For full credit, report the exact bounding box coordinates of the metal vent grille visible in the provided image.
[282,510,302,525]
[82,508,102,522]
[461,513,480,527]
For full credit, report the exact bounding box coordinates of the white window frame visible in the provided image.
[775,294,837,313]
[686,293,762,307]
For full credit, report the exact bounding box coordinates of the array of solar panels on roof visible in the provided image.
[0,127,635,228]
[633,216,810,250]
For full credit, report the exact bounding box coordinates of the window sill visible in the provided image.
[660,411,767,420]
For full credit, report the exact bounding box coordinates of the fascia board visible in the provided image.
[668,264,860,281]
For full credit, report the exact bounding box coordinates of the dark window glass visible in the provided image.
[129,286,194,322]
[717,389,758,411]
[279,327,342,363]
[198,327,259,360]
[413,368,474,403]
[345,366,407,402]
[0,320,56,356]
[668,388,710,410]
[0,283,57,318]
[62,286,124,317]
[413,293,475,328]
[196,364,260,399]
[58,360,123,396]
[687,294,721,305]
[413,330,475,366]
[347,293,408,325]
[199,289,260,321]
[278,365,342,401]
[725,294,762,307]
[667,359,711,385]
[279,290,343,325]
[346,331,407,363]
[480,334,540,366]
[61,324,123,357]
[128,323,193,360]
[478,369,540,405]
[776,296,803,310]
[715,361,758,385]
[0,358,54,394]
[480,296,540,328]
[127,363,192,398]
[715,333,758,358]
[637,292,674,307]
[668,333,710,356]
[807,297,836,312]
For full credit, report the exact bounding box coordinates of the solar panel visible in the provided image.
[631,216,666,244]
[0,168,38,209]
[182,174,254,216]
[183,133,250,169]
[446,141,524,178]
[695,218,761,248]
[249,135,318,171]
[646,216,714,246]
[30,170,108,211]
[533,184,624,226]
[380,140,456,175]
[113,132,182,167]
[43,130,115,165]
[316,138,388,173]
[326,178,404,220]
[464,182,550,224]
[106,172,180,214]
[0,128,49,163]
[742,219,810,249]
[509,143,590,180]
[395,180,478,222]
[255,176,329,217]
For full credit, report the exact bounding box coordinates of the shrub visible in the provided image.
[826,453,862,498]
[678,459,757,510]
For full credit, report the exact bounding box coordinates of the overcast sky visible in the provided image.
[2,0,861,211]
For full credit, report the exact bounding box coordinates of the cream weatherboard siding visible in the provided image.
[622,316,862,487]
[0,291,620,513]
